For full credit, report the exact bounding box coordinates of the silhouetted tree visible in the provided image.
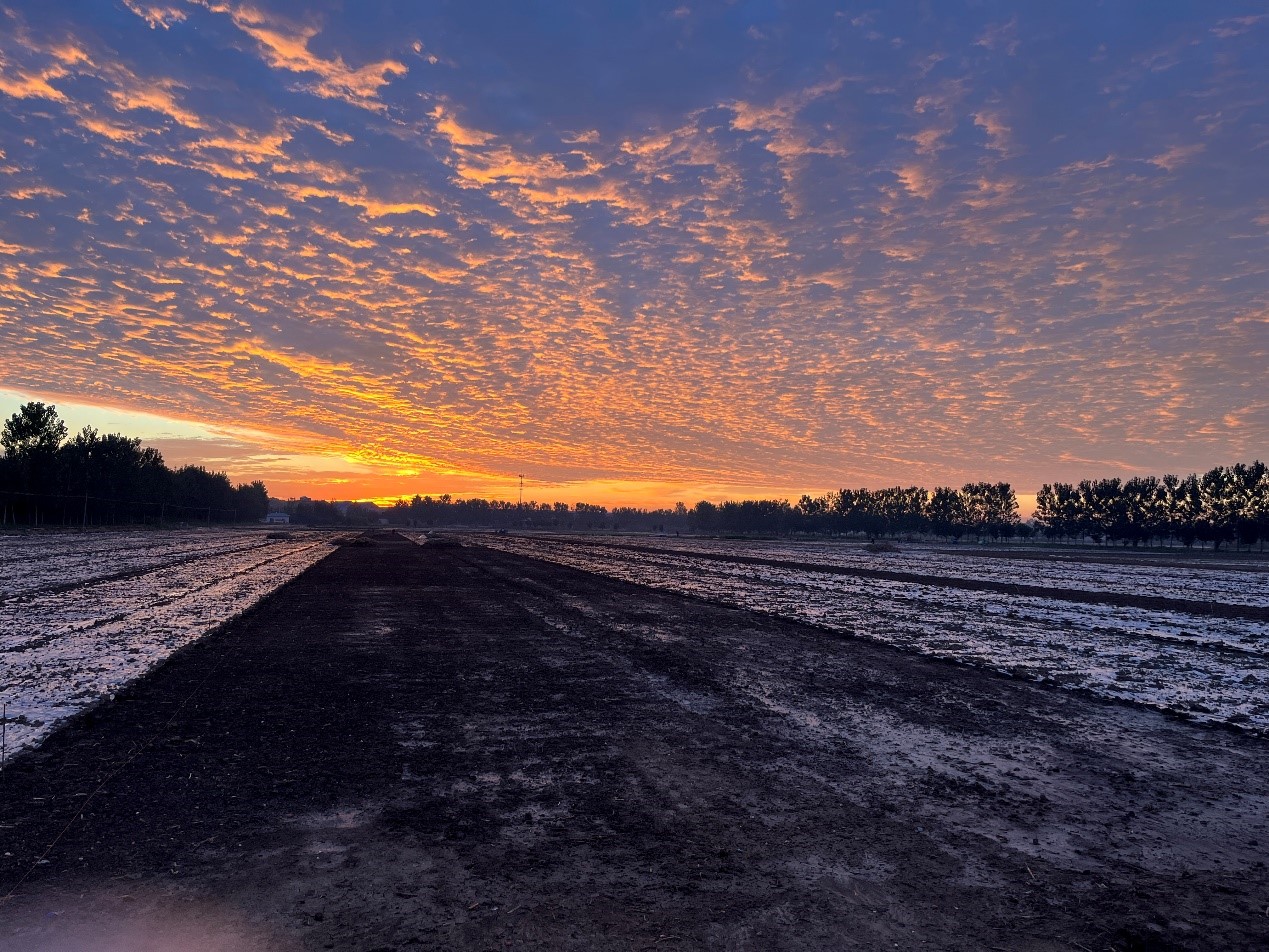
[927,486,969,540]
[960,482,1019,539]
[2,402,68,525]
[0,401,270,526]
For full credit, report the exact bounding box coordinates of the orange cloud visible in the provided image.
[1148,143,1204,172]
[121,2,189,30]
[197,1,408,109]
[0,59,69,101]
[973,110,1012,155]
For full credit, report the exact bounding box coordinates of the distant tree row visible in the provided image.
[0,402,269,526]
[386,482,1023,540]
[395,471,1266,549]
[7,400,1262,549]
[794,482,1020,539]
[279,497,388,526]
[1034,463,1269,550]
[386,494,638,531]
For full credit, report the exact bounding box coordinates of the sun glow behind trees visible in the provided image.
[5,401,1265,549]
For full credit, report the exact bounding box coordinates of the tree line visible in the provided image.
[6,400,1263,549]
[1,402,269,526]
[392,470,1267,550]
[385,481,1023,540]
[1034,463,1269,550]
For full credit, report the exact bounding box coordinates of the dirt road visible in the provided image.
[2,536,1266,950]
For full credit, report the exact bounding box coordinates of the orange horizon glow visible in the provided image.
[263,479,1040,522]
[0,387,1138,522]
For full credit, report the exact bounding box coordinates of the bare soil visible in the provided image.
[541,537,1269,621]
[1,534,1266,950]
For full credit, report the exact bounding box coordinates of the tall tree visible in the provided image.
[927,486,969,539]
[2,402,68,524]
[1,402,67,459]
[961,482,1019,539]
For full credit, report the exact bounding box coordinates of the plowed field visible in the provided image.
[1,535,1265,951]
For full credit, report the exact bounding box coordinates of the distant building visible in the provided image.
[264,512,290,525]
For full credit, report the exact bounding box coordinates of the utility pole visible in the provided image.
[518,474,524,507]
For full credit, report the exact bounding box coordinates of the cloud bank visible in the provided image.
[0,1,1265,502]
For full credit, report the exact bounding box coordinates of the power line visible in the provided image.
[0,488,239,515]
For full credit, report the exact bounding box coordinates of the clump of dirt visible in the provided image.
[863,540,901,553]
[424,534,464,548]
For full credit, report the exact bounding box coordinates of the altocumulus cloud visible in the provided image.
[0,0,1266,502]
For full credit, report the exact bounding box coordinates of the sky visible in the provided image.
[0,1,1266,508]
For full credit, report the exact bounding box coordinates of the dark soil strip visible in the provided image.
[528,535,1269,621]
[1,539,1266,951]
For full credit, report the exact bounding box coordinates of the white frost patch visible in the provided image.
[0,529,333,760]
[471,534,1269,733]
[491,533,1269,607]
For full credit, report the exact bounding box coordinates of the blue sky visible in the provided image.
[0,1,1265,504]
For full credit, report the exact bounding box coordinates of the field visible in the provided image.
[0,529,335,757]
[468,533,1269,733]
[1,533,1266,950]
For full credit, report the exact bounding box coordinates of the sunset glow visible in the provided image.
[1,2,1265,506]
